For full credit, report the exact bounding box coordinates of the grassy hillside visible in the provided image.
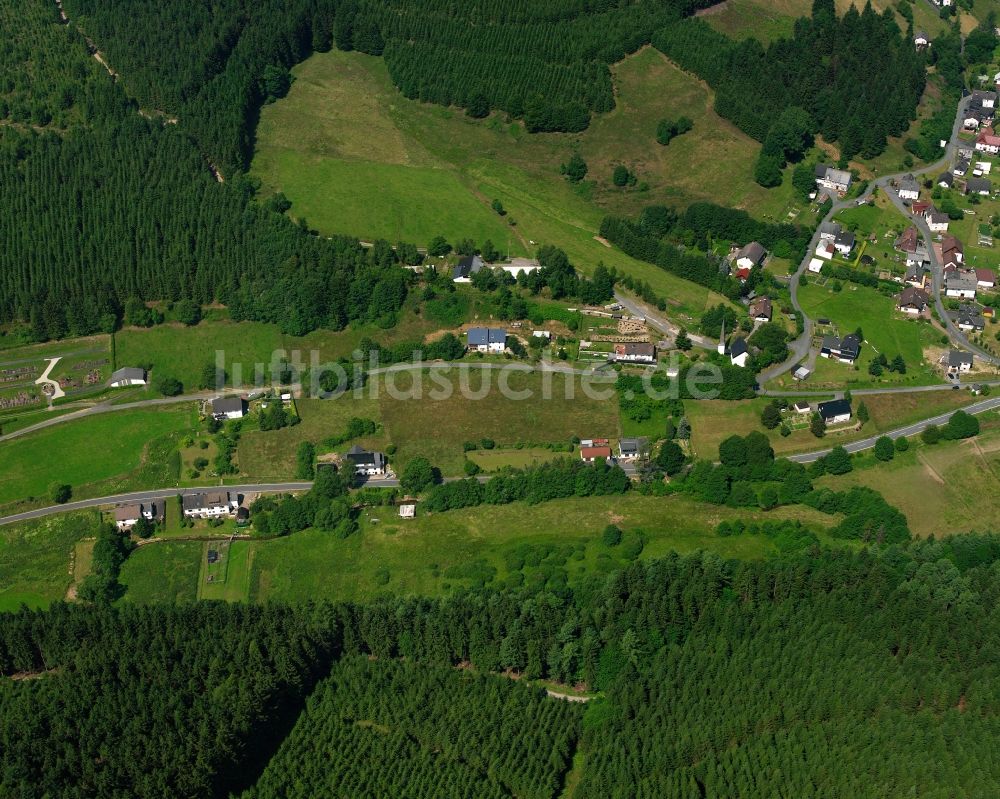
[252,47,788,319]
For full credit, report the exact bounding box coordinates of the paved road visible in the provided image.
[759,87,975,384]
[787,395,1000,463]
[613,291,715,350]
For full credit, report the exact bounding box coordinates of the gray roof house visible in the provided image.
[467,327,507,350]
[452,255,486,281]
[346,445,387,475]
[951,305,986,331]
[937,172,954,188]
[948,350,974,369]
[735,241,766,267]
[819,221,842,240]
[966,176,992,195]
[618,437,646,458]
[211,397,247,419]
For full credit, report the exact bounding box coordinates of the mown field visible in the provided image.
[251,47,761,320]
[0,406,194,510]
[820,419,1000,537]
[685,389,980,460]
[119,541,201,604]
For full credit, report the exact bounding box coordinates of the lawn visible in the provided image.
[243,493,838,604]
[119,541,201,604]
[795,281,944,389]
[685,389,979,460]
[250,46,772,320]
[467,447,573,471]
[0,406,194,510]
[0,512,98,611]
[378,370,620,474]
[198,540,253,602]
[819,419,1000,538]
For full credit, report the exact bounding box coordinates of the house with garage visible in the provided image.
[114,502,160,531]
[815,240,836,261]
[820,334,861,364]
[211,397,247,420]
[734,241,767,271]
[748,296,772,322]
[897,174,921,201]
[947,349,974,373]
[815,164,852,195]
[818,399,853,425]
[613,342,656,364]
[896,286,931,315]
[729,337,750,368]
[977,268,996,289]
[951,304,986,332]
[467,327,507,353]
[452,255,486,282]
[345,445,387,476]
[976,129,1000,155]
[110,367,147,387]
[946,270,978,299]
[925,208,950,232]
[966,176,993,196]
[182,491,238,519]
[579,445,612,464]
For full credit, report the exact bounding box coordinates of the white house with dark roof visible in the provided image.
[834,230,855,256]
[818,399,852,425]
[110,367,147,387]
[925,208,949,232]
[734,242,766,270]
[948,350,974,373]
[182,491,238,518]
[951,305,986,332]
[815,164,852,195]
[729,337,749,368]
[346,445,387,476]
[820,334,860,364]
[211,397,247,420]
[897,174,920,201]
[466,327,507,353]
[617,437,646,459]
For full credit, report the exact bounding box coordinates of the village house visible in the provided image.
[913,30,930,49]
[973,89,997,109]
[951,304,986,332]
[976,129,1000,155]
[211,397,247,420]
[748,296,772,322]
[834,230,855,256]
[941,235,964,270]
[965,176,992,196]
[948,349,974,373]
[897,174,921,202]
[977,268,996,289]
[925,208,949,233]
[815,240,835,261]
[896,286,931,315]
[579,445,612,464]
[954,157,971,177]
[113,501,160,531]
[182,491,238,519]
[818,399,853,425]
[734,241,767,271]
[815,164,852,195]
[818,221,841,241]
[613,342,656,364]
[945,270,978,299]
[904,263,929,289]
[820,334,861,364]
[452,254,486,282]
[109,366,147,387]
[730,337,750,368]
[895,226,925,264]
[345,445,387,476]
[467,327,507,353]
[911,200,932,217]
[617,438,646,460]
[937,172,955,188]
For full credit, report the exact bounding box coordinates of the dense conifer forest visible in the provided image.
[5,538,1000,797]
